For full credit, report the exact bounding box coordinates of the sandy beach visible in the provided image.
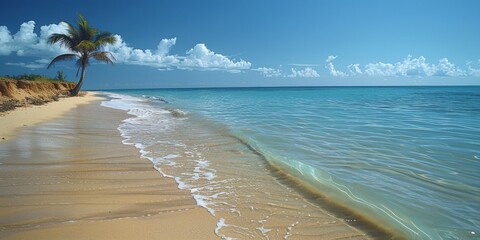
[0,92,99,142]
[0,94,217,239]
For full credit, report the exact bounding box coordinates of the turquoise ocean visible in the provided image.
[101,86,480,239]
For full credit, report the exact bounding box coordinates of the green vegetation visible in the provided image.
[55,71,66,81]
[47,14,117,96]
[0,73,71,82]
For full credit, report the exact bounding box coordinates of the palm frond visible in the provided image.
[94,32,117,47]
[77,14,87,28]
[77,14,97,41]
[62,21,80,41]
[86,27,98,39]
[47,54,78,69]
[74,40,97,52]
[47,33,75,49]
[90,51,115,64]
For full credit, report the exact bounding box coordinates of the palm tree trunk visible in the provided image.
[70,64,86,96]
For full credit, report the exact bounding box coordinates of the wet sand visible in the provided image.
[0,96,217,239]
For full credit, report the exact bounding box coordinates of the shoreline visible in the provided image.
[0,93,217,239]
[102,91,392,239]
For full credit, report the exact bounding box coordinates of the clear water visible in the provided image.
[102,86,480,240]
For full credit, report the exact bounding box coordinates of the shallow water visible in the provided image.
[102,86,480,240]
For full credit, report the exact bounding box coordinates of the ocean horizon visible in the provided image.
[101,85,480,240]
[90,84,480,92]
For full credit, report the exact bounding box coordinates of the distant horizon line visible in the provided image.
[88,84,480,91]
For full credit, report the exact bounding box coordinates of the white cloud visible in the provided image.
[2,21,251,73]
[14,21,37,46]
[396,55,433,76]
[322,55,471,78]
[35,22,70,55]
[104,35,180,68]
[348,64,362,75]
[156,37,176,56]
[365,62,396,76]
[178,43,251,72]
[104,35,179,67]
[5,59,49,69]
[326,62,347,77]
[325,55,347,77]
[104,35,250,72]
[102,35,132,63]
[253,66,320,78]
[467,60,480,77]
[0,21,69,58]
[257,56,476,79]
[326,55,337,63]
[433,58,465,76]
[365,55,465,77]
[0,26,14,55]
[288,67,320,78]
[253,67,283,77]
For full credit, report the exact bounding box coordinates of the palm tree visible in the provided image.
[47,15,116,96]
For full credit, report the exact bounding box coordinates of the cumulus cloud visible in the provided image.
[257,56,476,79]
[0,26,14,55]
[347,64,362,75]
[103,34,180,68]
[178,43,251,72]
[467,60,480,77]
[258,56,477,79]
[288,67,320,78]
[252,67,283,77]
[253,67,320,78]
[156,37,176,56]
[397,55,432,76]
[364,62,395,76]
[102,35,251,72]
[365,55,465,77]
[0,21,69,58]
[320,55,471,78]
[1,21,251,73]
[325,55,347,77]
[433,58,465,76]
[325,55,337,63]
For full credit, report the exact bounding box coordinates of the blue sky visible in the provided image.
[1,0,480,89]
